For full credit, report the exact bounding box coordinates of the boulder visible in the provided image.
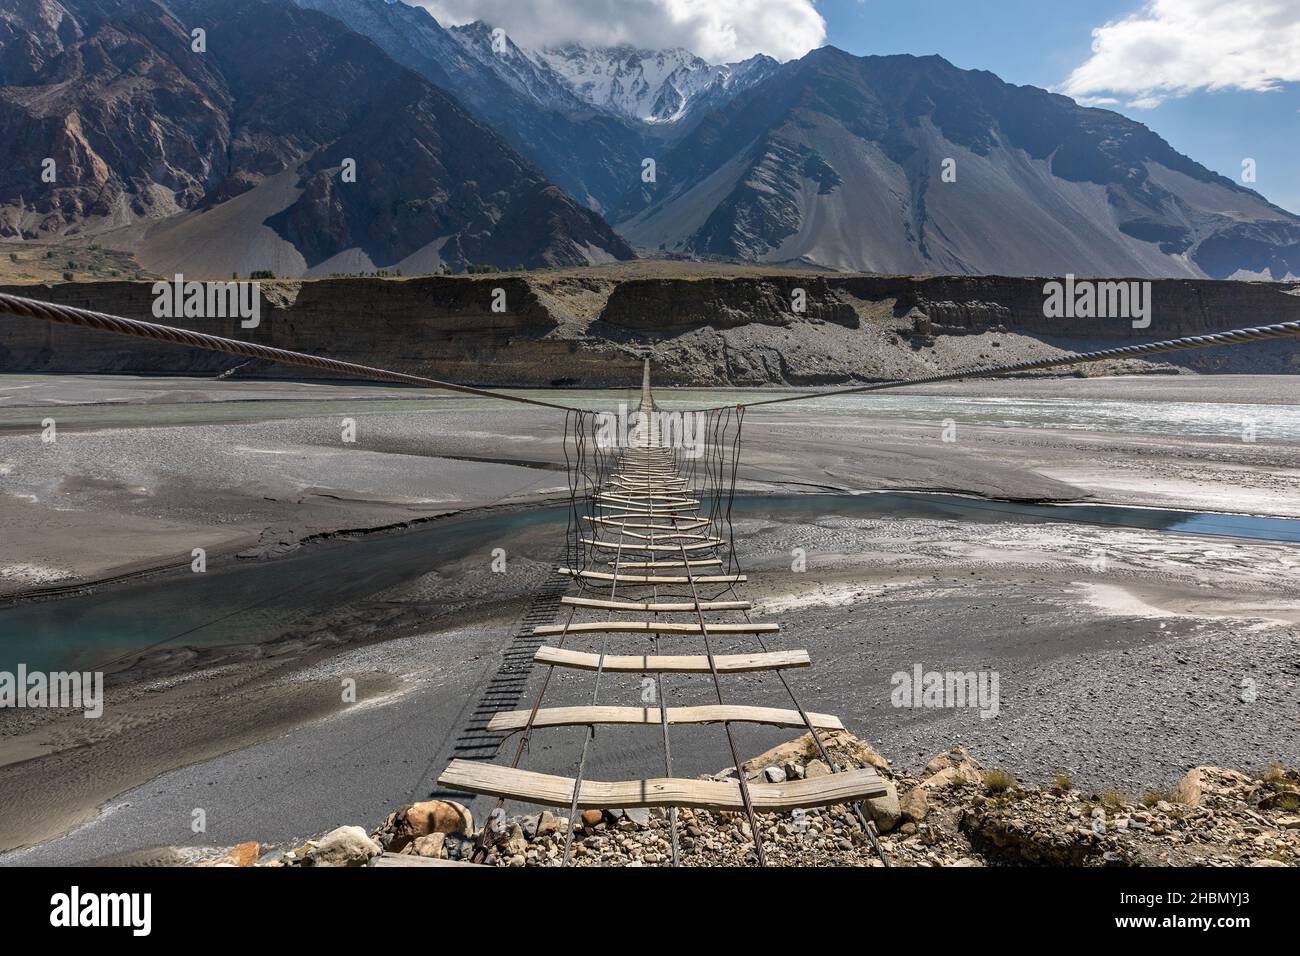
[900,786,930,823]
[742,731,889,776]
[1175,767,1252,807]
[537,811,563,837]
[804,759,831,779]
[388,800,473,851]
[580,809,604,828]
[762,766,787,784]
[307,826,381,867]
[864,780,902,833]
[920,746,984,789]
[410,833,446,859]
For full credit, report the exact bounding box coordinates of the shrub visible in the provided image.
[1098,790,1127,810]
[983,769,1016,793]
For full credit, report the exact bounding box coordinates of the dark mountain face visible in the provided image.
[0,0,633,274]
[292,0,655,214]
[615,48,1300,279]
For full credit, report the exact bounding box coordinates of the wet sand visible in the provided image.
[0,373,1297,861]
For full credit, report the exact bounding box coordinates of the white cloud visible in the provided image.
[407,0,826,62]
[1062,0,1300,108]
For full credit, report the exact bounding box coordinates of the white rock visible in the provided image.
[308,826,381,867]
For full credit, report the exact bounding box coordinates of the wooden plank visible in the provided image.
[596,493,700,505]
[560,596,752,613]
[371,853,483,868]
[583,516,709,533]
[583,538,720,552]
[558,568,746,585]
[595,502,700,513]
[487,705,841,732]
[532,621,779,636]
[604,487,686,496]
[437,760,885,811]
[534,645,808,673]
[609,558,723,569]
[611,476,688,485]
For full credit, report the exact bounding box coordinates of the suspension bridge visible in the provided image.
[2,290,1297,867]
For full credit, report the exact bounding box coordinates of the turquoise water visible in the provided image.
[1,493,1297,674]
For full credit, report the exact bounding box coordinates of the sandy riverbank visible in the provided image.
[0,373,1297,861]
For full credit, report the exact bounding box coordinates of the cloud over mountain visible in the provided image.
[1062,0,1300,108]
[408,0,826,62]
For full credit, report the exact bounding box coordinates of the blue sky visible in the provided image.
[818,0,1300,213]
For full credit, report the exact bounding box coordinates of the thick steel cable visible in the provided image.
[4,292,1296,415]
[0,292,588,412]
[560,523,629,866]
[670,518,768,866]
[650,582,682,867]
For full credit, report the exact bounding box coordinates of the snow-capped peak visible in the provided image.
[531,43,776,124]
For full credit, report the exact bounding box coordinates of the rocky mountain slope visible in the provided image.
[6,1,1300,281]
[614,49,1300,280]
[0,0,633,275]
[291,0,651,213]
[4,270,1297,384]
[290,1,777,214]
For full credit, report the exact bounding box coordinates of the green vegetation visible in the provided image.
[983,769,1016,793]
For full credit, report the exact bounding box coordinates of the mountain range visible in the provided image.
[1,0,1298,280]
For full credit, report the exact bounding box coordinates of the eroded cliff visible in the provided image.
[2,271,1298,386]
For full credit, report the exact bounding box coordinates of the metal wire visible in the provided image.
[0,292,585,412]
[5,290,1295,415]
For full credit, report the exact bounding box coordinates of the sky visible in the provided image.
[411,0,1300,213]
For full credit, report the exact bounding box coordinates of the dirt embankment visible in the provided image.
[2,271,1298,385]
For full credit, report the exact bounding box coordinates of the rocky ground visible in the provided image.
[190,732,1299,868]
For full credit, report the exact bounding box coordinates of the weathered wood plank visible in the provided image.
[558,568,745,584]
[532,621,779,636]
[437,760,885,811]
[595,502,700,513]
[487,705,841,732]
[560,596,752,612]
[583,538,721,552]
[534,646,808,673]
[370,853,483,868]
[582,516,709,533]
[596,493,700,505]
[609,558,723,569]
